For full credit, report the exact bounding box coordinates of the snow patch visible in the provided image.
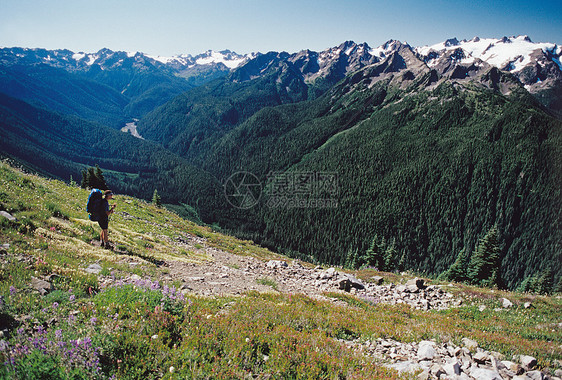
[195,51,247,69]
[72,53,85,61]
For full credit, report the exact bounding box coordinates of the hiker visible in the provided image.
[99,190,116,248]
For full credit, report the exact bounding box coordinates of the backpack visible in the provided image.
[87,189,103,221]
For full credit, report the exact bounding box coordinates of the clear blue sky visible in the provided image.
[1,0,560,56]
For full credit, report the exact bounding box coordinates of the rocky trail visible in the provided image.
[106,244,560,380]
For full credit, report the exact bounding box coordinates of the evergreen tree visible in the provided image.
[152,189,162,207]
[80,168,90,189]
[362,234,384,270]
[536,267,554,295]
[397,251,406,272]
[344,247,359,269]
[94,165,107,190]
[517,274,538,293]
[468,226,502,288]
[80,165,108,190]
[555,277,562,294]
[383,238,397,272]
[442,248,469,283]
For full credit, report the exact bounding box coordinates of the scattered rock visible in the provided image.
[524,302,534,309]
[406,277,425,290]
[31,276,53,295]
[341,273,365,290]
[341,336,554,380]
[386,360,422,374]
[266,260,288,269]
[85,263,103,274]
[470,367,503,380]
[520,355,537,370]
[525,370,544,380]
[443,361,461,376]
[473,351,490,364]
[187,276,205,282]
[502,361,524,375]
[417,341,436,360]
[371,276,384,285]
[461,337,479,352]
[0,211,16,221]
[337,277,352,292]
[502,298,514,308]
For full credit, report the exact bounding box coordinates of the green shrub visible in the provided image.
[46,202,69,219]
[256,277,278,290]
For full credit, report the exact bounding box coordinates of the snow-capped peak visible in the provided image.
[369,40,407,59]
[416,35,560,72]
[146,50,251,69]
[194,50,249,69]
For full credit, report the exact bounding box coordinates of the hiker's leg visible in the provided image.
[99,218,109,246]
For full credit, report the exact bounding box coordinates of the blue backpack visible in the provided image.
[87,189,103,221]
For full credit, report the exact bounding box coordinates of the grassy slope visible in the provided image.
[0,162,560,379]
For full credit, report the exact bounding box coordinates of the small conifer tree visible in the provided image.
[383,238,397,272]
[362,234,384,270]
[468,226,502,287]
[81,165,108,190]
[442,248,469,283]
[536,267,554,295]
[152,189,162,207]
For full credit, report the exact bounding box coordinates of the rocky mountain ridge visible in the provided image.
[3,35,559,89]
[0,47,251,73]
[3,35,560,116]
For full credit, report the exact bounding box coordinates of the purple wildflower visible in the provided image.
[151,280,160,290]
[52,301,59,309]
[69,294,76,302]
[9,286,16,295]
[81,337,92,349]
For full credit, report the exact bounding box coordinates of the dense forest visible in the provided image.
[139,63,562,290]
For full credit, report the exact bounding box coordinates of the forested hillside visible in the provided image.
[0,93,225,222]
[139,53,562,289]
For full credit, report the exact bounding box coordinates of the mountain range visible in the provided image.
[0,35,560,289]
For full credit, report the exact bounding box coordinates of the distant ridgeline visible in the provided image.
[0,37,561,289]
